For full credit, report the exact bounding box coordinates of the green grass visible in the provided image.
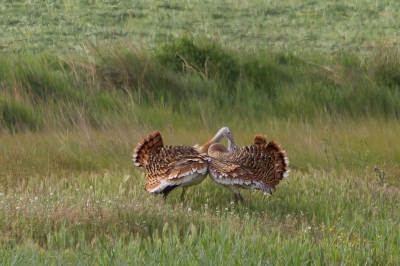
[0,151,399,264]
[1,0,400,264]
[1,39,400,132]
[1,0,400,55]
[1,122,399,264]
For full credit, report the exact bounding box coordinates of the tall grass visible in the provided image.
[1,38,399,133]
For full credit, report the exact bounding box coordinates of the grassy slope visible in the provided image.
[1,0,400,265]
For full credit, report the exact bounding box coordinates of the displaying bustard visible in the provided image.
[207,135,289,203]
[132,127,237,201]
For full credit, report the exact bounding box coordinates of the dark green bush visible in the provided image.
[0,96,39,132]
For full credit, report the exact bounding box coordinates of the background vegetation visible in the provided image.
[1,0,399,265]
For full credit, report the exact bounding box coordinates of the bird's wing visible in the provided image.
[144,145,210,193]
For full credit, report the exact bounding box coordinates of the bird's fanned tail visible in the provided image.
[132,130,164,167]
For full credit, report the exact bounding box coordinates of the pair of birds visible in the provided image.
[132,127,289,203]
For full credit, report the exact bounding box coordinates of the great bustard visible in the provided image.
[207,135,289,203]
[132,127,237,201]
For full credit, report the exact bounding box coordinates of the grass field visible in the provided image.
[1,0,400,265]
[1,124,399,265]
[1,0,400,55]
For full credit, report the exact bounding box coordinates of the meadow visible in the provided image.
[1,0,400,265]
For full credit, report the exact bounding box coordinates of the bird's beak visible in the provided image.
[228,137,238,152]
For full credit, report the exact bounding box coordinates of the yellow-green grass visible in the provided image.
[1,119,399,264]
[1,40,400,133]
[1,117,399,181]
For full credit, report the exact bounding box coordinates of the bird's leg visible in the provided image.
[161,185,179,202]
[162,190,173,201]
[233,194,239,204]
[234,193,244,203]
[237,193,244,203]
[162,193,168,201]
[180,187,187,203]
[226,185,243,203]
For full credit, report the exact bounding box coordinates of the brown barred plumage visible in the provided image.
[208,135,289,203]
[133,130,210,201]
